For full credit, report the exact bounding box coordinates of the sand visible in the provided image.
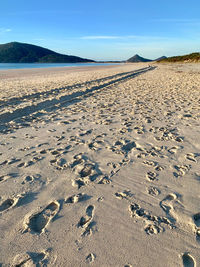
[0,63,199,267]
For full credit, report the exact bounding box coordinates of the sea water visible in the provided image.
[0,63,120,70]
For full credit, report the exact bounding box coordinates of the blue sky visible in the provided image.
[0,0,200,60]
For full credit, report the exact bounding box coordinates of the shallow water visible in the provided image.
[0,62,119,70]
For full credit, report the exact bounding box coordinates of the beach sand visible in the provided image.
[0,63,199,266]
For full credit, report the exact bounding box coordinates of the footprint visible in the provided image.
[40,149,47,154]
[80,164,94,178]
[51,150,60,156]
[98,176,111,184]
[115,190,133,200]
[86,253,96,264]
[121,141,136,153]
[24,201,60,234]
[17,162,25,168]
[65,193,90,203]
[88,140,104,151]
[0,197,19,213]
[144,224,162,235]
[51,158,68,170]
[193,213,200,227]
[155,165,164,171]
[79,129,93,137]
[186,153,197,163]
[168,146,179,154]
[78,205,95,236]
[129,202,174,233]
[79,205,94,227]
[12,252,45,267]
[0,160,8,166]
[72,178,86,189]
[143,160,157,167]
[8,158,21,165]
[0,175,9,183]
[21,175,34,184]
[174,164,191,177]
[193,212,200,237]
[175,136,184,143]
[12,253,34,266]
[160,193,177,214]
[146,171,158,181]
[182,253,196,267]
[12,249,55,267]
[147,186,160,196]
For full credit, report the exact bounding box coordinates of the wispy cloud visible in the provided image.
[80,35,169,41]
[0,28,12,34]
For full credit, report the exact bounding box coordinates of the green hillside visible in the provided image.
[157,53,200,63]
[127,54,152,62]
[0,42,94,63]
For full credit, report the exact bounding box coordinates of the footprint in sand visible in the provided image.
[65,193,91,204]
[40,149,47,154]
[50,157,68,170]
[86,253,96,264]
[0,160,8,166]
[0,175,10,183]
[12,252,45,267]
[98,176,111,184]
[24,201,60,234]
[168,146,179,154]
[21,175,34,184]
[115,190,134,200]
[80,164,94,178]
[143,160,157,167]
[129,202,174,234]
[193,212,200,227]
[79,129,93,137]
[193,212,200,239]
[182,253,196,267]
[160,193,177,214]
[144,224,162,235]
[71,154,101,187]
[0,197,19,213]
[185,153,197,163]
[17,162,25,168]
[146,171,158,181]
[147,186,160,196]
[88,140,104,151]
[12,248,55,267]
[78,205,95,236]
[173,164,191,177]
[72,179,86,189]
[79,205,94,227]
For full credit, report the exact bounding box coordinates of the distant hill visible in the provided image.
[0,42,94,63]
[127,54,152,63]
[157,53,200,63]
[154,56,167,61]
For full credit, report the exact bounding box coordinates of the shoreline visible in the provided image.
[0,63,125,79]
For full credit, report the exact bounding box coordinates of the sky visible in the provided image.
[0,0,200,61]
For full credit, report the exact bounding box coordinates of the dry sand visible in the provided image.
[0,63,199,267]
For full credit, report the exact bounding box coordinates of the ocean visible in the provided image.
[0,63,120,70]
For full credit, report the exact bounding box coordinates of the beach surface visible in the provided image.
[0,63,199,266]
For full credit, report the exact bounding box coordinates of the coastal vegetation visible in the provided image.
[157,52,200,62]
